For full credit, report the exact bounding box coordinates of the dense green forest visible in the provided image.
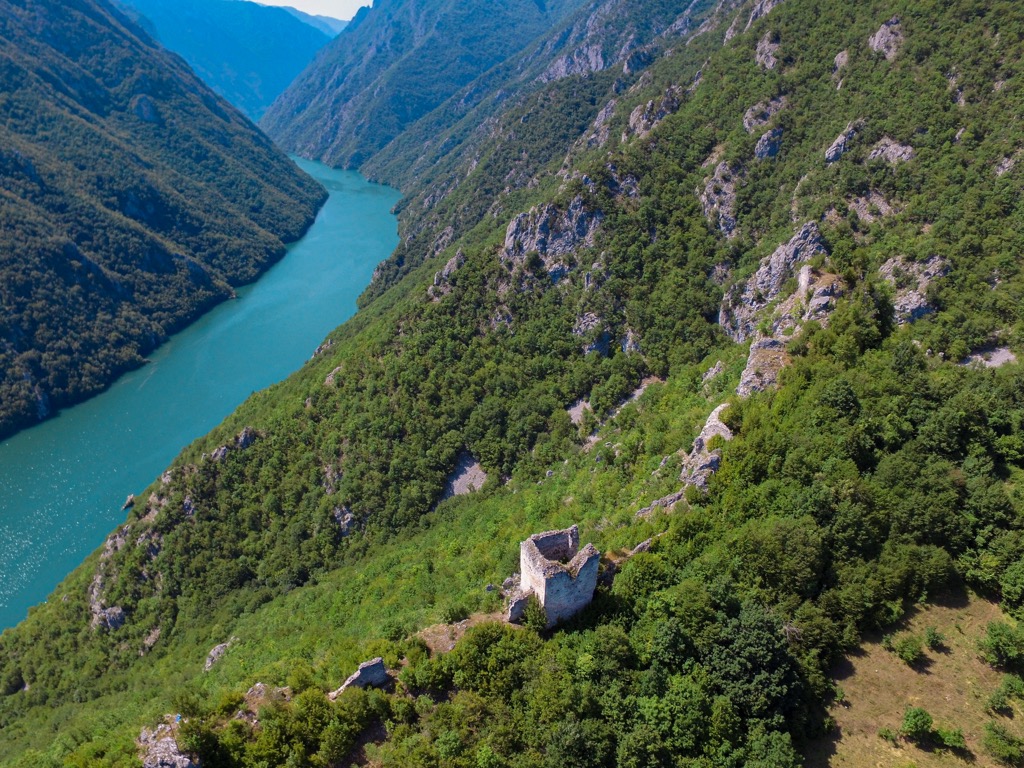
[0,0,326,440]
[2,0,1024,765]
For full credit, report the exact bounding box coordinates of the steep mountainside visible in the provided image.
[0,0,326,440]
[116,0,333,120]
[2,0,1024,766]
[259,0,589,167]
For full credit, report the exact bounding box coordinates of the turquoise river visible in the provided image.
[0,160,400,631]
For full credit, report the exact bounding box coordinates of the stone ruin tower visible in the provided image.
[507,524,600,628]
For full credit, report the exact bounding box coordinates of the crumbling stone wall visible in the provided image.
[515,524,600,627]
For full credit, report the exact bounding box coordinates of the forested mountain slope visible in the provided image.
[0,0,326,440]
[2,0,1024,766]
[259,0,590,167]
[116,0,333,121]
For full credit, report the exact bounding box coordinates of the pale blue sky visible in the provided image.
[257,0,366,21]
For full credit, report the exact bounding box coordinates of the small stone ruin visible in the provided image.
[506,525,599,628]
[328,657,389,700]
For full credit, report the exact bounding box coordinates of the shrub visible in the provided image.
[983,721,1024,764]
[980,622,1024,671]
[891,634,925,666]
[900,706,933,742]
[924,626,945,650]
[936,726,967,749]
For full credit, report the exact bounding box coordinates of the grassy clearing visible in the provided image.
[806,590,1024,767]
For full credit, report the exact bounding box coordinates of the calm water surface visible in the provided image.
[0,159,399,630]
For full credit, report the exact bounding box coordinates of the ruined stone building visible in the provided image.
[507,525,599,628]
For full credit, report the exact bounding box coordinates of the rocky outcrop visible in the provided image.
[509,525,600,627]
[680,403,733,490]
[328,658,389,699]
[699,161,740,238]
[868,16,903,61]
[586,99,617,148]
[623,86,683,141]
[744,0,785,32]
[961,347,1018,368]
[440,450,488,500]
[832,50,848,88]
[208,426,260,463]
[567,399,593,429]
[743,95,787,133]
[501,197,602,285]
[428,251,465,301]
[879,255,949,324]
[848,190,896,223]
[756,31,780,69]
[205,638,234,672]
[573,312,612,355]
[755,127,784,159]
[736,337,790,396]
[723,225,842,396]
[139,724,196,768]
[825,120,862,163]
[996,152,1020,177]
[719,222,830,342]
[868,137,914,163]
[539,44,606,83]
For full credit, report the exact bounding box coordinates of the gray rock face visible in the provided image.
[329,658,389,700]
[825,121,862,163]
[440,450,488,500]
[680,403,733,490]
[756,31,780,69]
[719,222,829,342]
[743,95,787,133]
[501,196,602,285]
[138,725,196,768]
[539,43,606,83]
[624,86,682,141]
[205,641,231,672]
[736,337,788,396]
[868,16,903,60]
[699,161,740,238]
[879,255,949,324]
[868,137,914,163]
[95,605,126,630]
[755,127,784,159]
[586,99,617,148]
[744,0,785,31]
[573,312,612,355]
[428,250,465,301]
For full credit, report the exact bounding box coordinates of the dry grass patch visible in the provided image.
[806,590,1024,767]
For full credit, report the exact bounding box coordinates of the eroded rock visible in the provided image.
[868,16,903,61]
[755,127,784,159]
[868,137,914,163]
[501,197,602,286]
[719,222,829,342]
[139,724,195,768]
[825,120,862,163]
[743,95,787,133]
[328,658,389,700]
[441,450,488,500]
[756,31,779,69]
[879,255,949,324]
[623,86,682,141]
[699,161,740,238]
[428,250,465,301]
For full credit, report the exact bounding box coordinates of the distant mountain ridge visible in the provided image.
[118,0,333,120]
[0,0,326,439]
[278,5,348,36]
[260,0,590,167]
